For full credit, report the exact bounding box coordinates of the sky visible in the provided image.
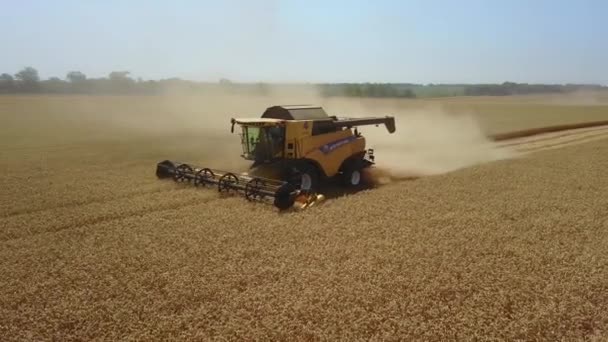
[1,0,607,84]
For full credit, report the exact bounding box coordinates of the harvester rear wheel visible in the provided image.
[341,159,367,187]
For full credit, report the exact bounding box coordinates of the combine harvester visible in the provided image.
[156,105,396,210]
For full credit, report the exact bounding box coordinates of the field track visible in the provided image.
[490,119,608,141]
[493,122,608,154]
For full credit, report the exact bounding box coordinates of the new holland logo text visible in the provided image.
[319,136,357,154]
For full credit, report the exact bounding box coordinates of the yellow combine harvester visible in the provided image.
[156,105,395,210]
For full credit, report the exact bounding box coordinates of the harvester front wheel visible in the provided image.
[289,163,319,193]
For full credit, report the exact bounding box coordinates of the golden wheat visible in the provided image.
[1,94,607,341]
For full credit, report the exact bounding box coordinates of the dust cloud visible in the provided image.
[128,83,325,136]
[544,90,607,106]
[351,106,517,184]
[64,84,515,181]
[143,88,515,181]
[126,84,325,171]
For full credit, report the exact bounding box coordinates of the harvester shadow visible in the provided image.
[320,183,375,200]
[317,175,421,202]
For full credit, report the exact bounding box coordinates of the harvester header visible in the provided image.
[156,160,298,210]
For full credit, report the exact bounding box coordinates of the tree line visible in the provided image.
[462,82,605,96]
[0,67,605,98]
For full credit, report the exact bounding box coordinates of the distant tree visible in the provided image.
[109,71,132,81]
[15,67,40,83]
[0,73,15,92]
[107,71,135,93]
[66,71,87,83]
[400,88,416,98]
[41,77,69,93]
[0,73,14,82]
[14,67,40,92]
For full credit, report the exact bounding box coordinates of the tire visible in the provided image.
[274,183,297,210]
[288,163,319,193]
[341,158,366,187]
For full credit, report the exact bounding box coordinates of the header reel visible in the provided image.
[156,160,302,210]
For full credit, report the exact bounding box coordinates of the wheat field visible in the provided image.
[1,93,608,341]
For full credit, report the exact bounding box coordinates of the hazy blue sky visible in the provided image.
[1,0,606,84]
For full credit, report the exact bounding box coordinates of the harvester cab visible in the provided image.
[231,118,286,165]
[156,105,395,211]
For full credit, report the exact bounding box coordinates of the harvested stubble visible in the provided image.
[1,94,608,341]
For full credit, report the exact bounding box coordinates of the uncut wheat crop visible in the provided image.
[1,94,608,341]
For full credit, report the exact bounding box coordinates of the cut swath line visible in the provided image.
[497,126,608,148]
[489,120,608,141]
[1,186,178,219]
[514,133,608,154]
[1,177,219,219]
[0,193,230,244]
